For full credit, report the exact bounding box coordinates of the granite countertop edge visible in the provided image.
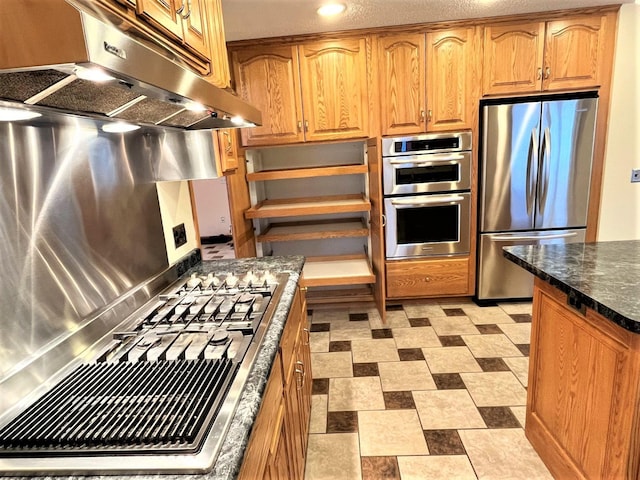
[503,248,639,334]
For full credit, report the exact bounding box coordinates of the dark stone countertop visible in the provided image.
[8,255,305,480]
[503,240,640,333]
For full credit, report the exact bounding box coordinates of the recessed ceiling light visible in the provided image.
[74,66,115,83]
[102,122,140,133]
[317,3,346,17]
[0,107,42,121]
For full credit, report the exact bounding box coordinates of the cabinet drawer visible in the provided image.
[279,289,303,381]
[386,257,470,298]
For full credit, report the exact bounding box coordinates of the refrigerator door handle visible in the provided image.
[526,128,538,216]
[488,232,578,242]
[538,127,551,214]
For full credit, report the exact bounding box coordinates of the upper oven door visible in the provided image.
[383,151,471,195]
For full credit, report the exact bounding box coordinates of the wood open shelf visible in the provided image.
[244,194,370,219]
[302,254,375,288]
[246,163,368,182]
[257,218,368,243]
[305,286,374,305]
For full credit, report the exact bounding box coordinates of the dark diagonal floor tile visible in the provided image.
[312,378,329,395]
[443,308,466,316]
[408,317,431,327]
[310,323,330,332]
[511,313,532,323]
[353,363,379,377]
[372,328,393,339]
[398,348,425,361]
[476,324,503,334]
[423,429,466,455]
[438,335,466,347]
[327,411,358,433]
[476,357,510,372]
[361,456,400,480]
[516,344,531,356]
[386,304,404,311]
[383,391,416,409]
[432,373,466,390]
[329,340,352,352]
[477,406,521,428]
[349,313,369,322]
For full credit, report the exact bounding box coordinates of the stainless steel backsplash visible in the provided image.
[0,108,215,414]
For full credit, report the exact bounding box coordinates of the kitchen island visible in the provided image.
[504,240,640,480]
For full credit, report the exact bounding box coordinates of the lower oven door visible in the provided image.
[385,192,471,259]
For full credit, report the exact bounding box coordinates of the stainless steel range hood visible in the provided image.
[0,0,261,130]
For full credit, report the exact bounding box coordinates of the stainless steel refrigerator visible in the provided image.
[477,94,598,301]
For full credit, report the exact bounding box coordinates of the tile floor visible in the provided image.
[201,241,235,260]
[304,299,552,480]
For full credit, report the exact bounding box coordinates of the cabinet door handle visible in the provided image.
[304,120,309,132]
[303,327,310,346]
[295,360,305,390]
[181,0,191,19]
[537,67,542,80]
[297,121,302,132]
[420,110,426,122]
[175,1,184,14]
[544,67,551,79]
[381,214,386,227]
[427,109,432,122]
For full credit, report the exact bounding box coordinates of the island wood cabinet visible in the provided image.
[386,257,472,298]
[483,14,612,95]
[231,38,370,147]
[526,279,640,480]
[238,286,311,480]
[378,27,478,136]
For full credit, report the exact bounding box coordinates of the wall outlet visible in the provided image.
[632,169,640,183]
[172,223,187,248]
[220,216,226,223]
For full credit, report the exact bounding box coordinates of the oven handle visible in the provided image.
[390,194,466,207]
[388,153,465,165]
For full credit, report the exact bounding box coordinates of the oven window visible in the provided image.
[397,205,459,244]
[396,164,460,185]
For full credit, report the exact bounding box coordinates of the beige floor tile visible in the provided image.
[310,332,330,353]
[402,302,446,318]
[397,455,477,480]
[460,371,527,407]
[510,406,527,428]
[429,316,481,336]
[328,376,385,411]
[329,321,372,341]
[461,334,523,358]
[311,309,350,323]
[351,338,400,363]
[498,323,532,344]
[383,309,411,328]
[413,390,486,429]
[305,433,362,480]
[378,360,436,391]
[358,410,428,456]
[437,298,477,308]
[498,302,533,315]
[423,346,482,374]
[464,306,516,325]
[311,352,353,378]
[459,429,553,480]
[504,356,530,387]
[392,326,441,348]
[309,395,328,434]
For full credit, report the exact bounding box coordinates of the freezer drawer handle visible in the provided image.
[488,232,578,242]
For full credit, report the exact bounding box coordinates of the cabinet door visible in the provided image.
[180,0,210,59]
[299,38,369,142]
[543,16,606,91]
[378,33,426,136]
[483,22,545,95]
[426,27,475,131]
[206,0,230,87]
[232,46,305,147]
[137,0,183,40]
[216,129,239,173]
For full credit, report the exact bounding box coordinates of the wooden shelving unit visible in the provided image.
[246,163,368,182]
[257,218,369,243]
[301,254,375,287]
[244,193,370,219]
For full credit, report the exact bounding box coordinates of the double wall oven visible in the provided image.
[382,132,472,259]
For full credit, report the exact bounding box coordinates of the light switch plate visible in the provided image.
[632,169,640,183]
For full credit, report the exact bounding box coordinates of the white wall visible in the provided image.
[598,2,640,241]
[157,181,199,264]
[191,177,232,237]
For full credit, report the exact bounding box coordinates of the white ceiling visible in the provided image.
[221,0,630,42]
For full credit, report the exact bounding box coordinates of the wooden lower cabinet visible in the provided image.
[385,257,471,298]
[238,286,311,480]
[526,279,640,480]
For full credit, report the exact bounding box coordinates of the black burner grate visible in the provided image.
[0,359,236,456]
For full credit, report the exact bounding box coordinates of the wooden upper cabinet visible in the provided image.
[180,0,210,59]
[543,16,606,91]
[232,46,305,147]
[137,0,184,40]
[378,33,426,136]
[483,14,608,95]
[426,27,475,131]
[215,129,239,174]
[206,0,230,87]
[483,21,545,95]
[299,38,369,142]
